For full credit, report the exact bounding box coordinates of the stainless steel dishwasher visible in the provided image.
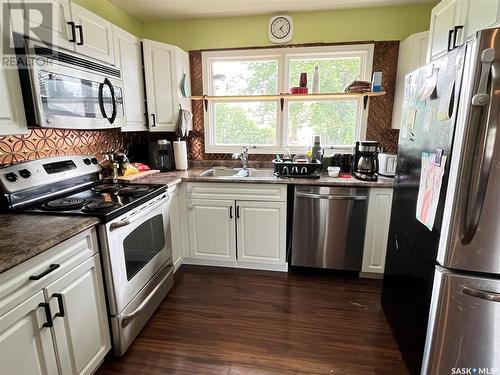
[291,186,368,270]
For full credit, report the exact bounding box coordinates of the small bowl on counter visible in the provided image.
[327,166,341,178]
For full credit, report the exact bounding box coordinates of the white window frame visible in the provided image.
[202,44,374,154]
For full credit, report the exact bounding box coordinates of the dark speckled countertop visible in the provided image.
[0,214,99,274]
[132,168,394,188]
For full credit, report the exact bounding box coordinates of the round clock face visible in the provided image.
[271,17,291,39]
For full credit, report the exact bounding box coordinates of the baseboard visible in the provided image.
[359,271,383,279]
[182,257,288,272]
[173,256,183,272]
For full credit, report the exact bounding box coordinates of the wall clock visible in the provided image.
[268,15,293,44]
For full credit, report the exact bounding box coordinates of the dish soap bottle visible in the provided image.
[312,67,320,94]
[311,135,322,162]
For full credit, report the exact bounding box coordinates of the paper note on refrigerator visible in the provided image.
[437,48,458,121]
[416,152,448,231]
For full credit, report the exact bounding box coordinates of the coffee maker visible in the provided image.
[352,141,379,181]
[149,140,175,171]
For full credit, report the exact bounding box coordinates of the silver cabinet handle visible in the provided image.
[461,48,498,245]
[463,286,500,302]
[110,194,169,230]
[296,192,367,200]
[122,264,173,328]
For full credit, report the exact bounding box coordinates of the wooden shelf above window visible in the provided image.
[190,91,386,110]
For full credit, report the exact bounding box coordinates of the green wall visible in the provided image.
[71,0,143,37]
[142,5,433,51]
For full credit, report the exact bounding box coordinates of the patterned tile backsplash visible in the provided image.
[0,128,148,166]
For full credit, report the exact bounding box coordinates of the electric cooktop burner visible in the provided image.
[43,197,88,210]
[118,185,152,196]
[82,201,116,212]
[92,184,123,193]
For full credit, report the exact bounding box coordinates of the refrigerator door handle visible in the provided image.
[461,48,498,245]
[463,286,500,302]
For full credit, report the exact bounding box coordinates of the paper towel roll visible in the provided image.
[173,141,188,170]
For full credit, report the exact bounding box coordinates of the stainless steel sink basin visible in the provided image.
[198,168,275,178]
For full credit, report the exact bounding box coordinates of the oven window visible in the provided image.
[123,214,165,281]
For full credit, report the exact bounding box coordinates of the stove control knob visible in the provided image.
[5,172,18,183]
[91,158,98,165]
[19,169,32,179]
[83,158,91,165]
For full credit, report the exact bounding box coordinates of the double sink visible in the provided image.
[198,168,276,179]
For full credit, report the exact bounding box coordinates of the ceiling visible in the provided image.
[109,0,435,20]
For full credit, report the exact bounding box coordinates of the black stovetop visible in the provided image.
[19,181,167,222]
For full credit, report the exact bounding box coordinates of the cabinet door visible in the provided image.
[462,0,500,40]
[236,201,286,264]
[0,291,58,375]
[0,1,27,136]
[11,0,74,51]
[46,254,110,375]
[142,40,176,132]
[188,199,236,261]
[427,0,464,62]
[71,3,115,65]
[113,26,146,131]
[361,188,393,275]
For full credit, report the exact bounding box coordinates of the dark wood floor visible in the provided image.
[97,266,408,375]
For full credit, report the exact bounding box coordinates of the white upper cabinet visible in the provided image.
[427,0,500,62]
[0,0,27,135]
[143,39,191,132]
[9,0,74,50]
[392,31,428,129]
[113,26,146,131]
[427,0,464,62]
[70,3,115,65]
[461,0,500,40]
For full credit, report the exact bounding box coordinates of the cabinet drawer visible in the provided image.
[0,228,98,315]
[187,183,287,202]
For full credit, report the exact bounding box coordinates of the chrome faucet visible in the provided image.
[232,146,250,170]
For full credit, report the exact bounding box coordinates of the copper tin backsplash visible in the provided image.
[187,41,400,161]
[0,128,147,166]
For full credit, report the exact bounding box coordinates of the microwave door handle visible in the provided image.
[461,48,497,245]
[110,194,170,230]
[98,78,117,124]
[98,81,107,121]
[107,79,117,124]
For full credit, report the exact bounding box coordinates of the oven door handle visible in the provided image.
[110,193,170,230]
[121,264,174,328]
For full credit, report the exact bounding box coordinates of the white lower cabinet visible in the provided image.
[0,291,59,375]
[361,188,394,276]
[185,183,287,271]
[46,255,109,375]
[0,228,110,375]
[236,201,286,265]
[188,199,236,261]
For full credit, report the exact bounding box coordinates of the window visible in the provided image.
[202,45,374,153]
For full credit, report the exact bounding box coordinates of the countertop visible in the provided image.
[0,214,100,274]
[133,168,394,188]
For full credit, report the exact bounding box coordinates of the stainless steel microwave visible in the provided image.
[17,38,124,130]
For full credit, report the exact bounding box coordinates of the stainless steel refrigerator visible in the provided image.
[421,27,500,374]
[382,27,500,375]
